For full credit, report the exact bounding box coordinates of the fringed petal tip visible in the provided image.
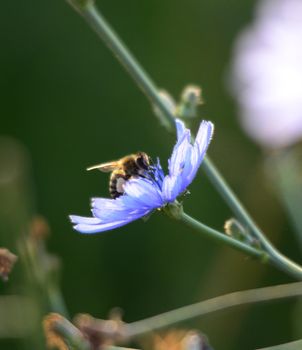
[196,120,214,146]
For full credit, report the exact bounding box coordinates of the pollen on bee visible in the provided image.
[116,177,126,193]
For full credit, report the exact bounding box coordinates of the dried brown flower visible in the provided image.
[152,329,212,350]
[43,313,69,350]
[0,248,18,281]
[74,311,125,350]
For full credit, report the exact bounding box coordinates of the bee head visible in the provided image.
[136,152,150,170]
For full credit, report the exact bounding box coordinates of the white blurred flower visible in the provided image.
[230,0,302,149]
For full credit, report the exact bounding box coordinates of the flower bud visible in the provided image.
[177,85,203,119]
[224,218,260,248]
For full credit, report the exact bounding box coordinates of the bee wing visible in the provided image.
[86,161,119,172]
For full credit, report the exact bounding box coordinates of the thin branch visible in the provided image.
[70,283,302,341]
[125,282,302,337]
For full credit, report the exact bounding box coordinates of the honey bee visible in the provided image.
[87,152,151,199]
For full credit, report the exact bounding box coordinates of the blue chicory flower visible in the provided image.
[70,119,214,234]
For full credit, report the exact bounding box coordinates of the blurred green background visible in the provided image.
[1,0,301,349]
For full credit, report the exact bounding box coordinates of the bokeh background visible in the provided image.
[1,1,301,349]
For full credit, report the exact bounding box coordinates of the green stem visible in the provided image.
[47,284,70,316]
[73,0,175,132]
[58,282,302,340]
[66,1,302,279]
[180,212,267,261]
[125,281,302,337]
[202,158,302,280]
[180,212,302,279]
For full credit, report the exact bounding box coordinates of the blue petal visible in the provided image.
[162,144,194,201]
[69,215,101,225]
[93,195,152,222]
[152,158,165,186]
[71,217,141,234]
[162,175,183,202]
[92,197,137,214]
[163,121,192,201]
[92,202,148,222]
[162,120,214,201]
[70,205,151,234]
[175,119,186,140]
[168,129,191,176]
[73,221,126,234]
[186,121,214,183]
[124,178,164,209]
[195,121,214,157]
